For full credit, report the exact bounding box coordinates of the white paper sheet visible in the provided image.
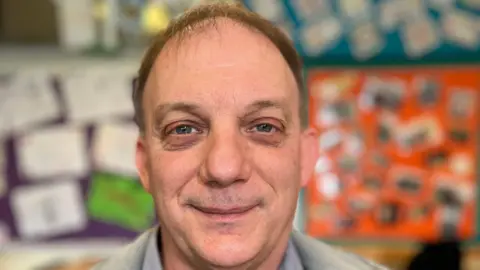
[61,70,134,125]
[17,126,89,180]
[300,17,342,56]
[379,0,403,32]
[250,0,284,22]
[401,17,441,58]
[350,22,384,60]
[442,9,479,49]
[0,71,60,135]
[338,0,372,21]
[10,180,87,240]
[93,121,139,176]
[291,0,331,21]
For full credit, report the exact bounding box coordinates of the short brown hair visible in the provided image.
[133,2,305,133]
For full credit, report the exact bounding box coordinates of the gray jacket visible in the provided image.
[92,229,388,270]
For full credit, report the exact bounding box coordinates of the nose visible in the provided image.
[200,124,252,187]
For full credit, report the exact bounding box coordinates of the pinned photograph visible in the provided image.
[319,129,343,152]
[10,180,87,240]
[348,192,375,214]
[250,0,284,22]
[396,117,444,154]
[425,148,449,168]
[376,201,401,225]
[401,0,427,19]
[434,174,474,206]
[449,88,476,119]
[401,17,440,58]
[378,0,403,32]
[291,0,332,21]
[350,21,384,60]
[448,128,470,144]
[449,153,474,176]
[343,132,364,157]
[388,165,425,195]
[338,0,372,21]
[316,106,339,128]
[428,0,455,10]
[311,72,359,103]
[376,112,399,144]
[337,154,358,174]
[441,9,479,49]
[300,17,342,56]
[414,76,441,106]
[315,155,333,175]
[360,76,406,111]
[316,173,342,201]
[309,203,336,221]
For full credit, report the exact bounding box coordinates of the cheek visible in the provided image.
[252,145,301,194]
[147,147,201,202]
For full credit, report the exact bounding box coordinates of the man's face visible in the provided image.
[137,20,317,268]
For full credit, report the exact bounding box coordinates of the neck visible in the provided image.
[161,226,293,270]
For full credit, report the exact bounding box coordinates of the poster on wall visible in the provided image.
[306,67,479,241]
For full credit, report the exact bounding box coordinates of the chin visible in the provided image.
[194,232,264,268]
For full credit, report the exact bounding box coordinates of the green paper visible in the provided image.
[87,173,154,231]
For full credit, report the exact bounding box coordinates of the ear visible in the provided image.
[300,128,319,187]
[136,136,151,193]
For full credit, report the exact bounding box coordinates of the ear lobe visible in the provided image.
[136,136,151,193]
[300,128,319,187]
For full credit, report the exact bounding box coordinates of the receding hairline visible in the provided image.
[150,17,297,79]
[134,3,306,132]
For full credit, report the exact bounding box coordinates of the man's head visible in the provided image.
[134,2,318,269]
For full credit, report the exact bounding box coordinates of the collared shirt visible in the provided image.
[142,229,304,270]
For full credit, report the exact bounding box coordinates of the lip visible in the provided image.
[190,204,257,221]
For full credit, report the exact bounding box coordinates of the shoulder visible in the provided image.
[91,229,155,270]
[291,231,390,270]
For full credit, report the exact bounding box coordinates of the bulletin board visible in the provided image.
[0,69,155,244]
[244,0,480,66]
[305,67,480,241]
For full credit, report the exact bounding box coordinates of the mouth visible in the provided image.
[189,204,258,221]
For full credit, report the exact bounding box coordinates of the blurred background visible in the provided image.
[0,0,480,269]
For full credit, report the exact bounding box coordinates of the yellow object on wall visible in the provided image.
[141,3,171,35]
[93,0,109,20]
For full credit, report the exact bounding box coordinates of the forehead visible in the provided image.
[145,19,298,109]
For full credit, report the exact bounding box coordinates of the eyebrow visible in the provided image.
[153,102,205,124]
[243,99,292,123]
[153,99,292,124]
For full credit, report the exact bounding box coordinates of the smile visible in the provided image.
[189,204,258,221]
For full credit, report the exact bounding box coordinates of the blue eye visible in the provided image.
[255,123,275,133]
[172,125,196,134]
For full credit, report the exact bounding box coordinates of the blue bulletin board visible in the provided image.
[244,0,480,66]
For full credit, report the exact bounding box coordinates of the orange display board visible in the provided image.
[306,67,479,241]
